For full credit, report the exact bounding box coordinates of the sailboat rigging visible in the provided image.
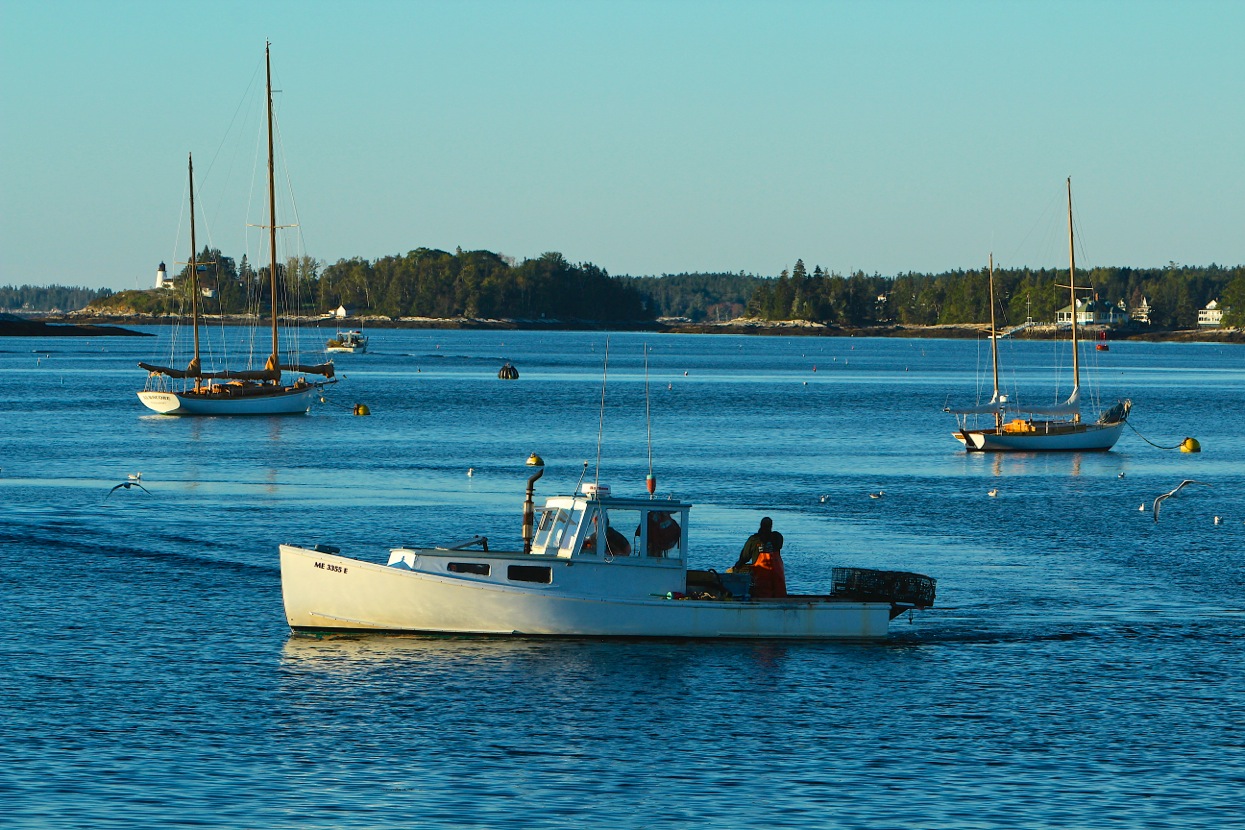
[138,43,335,415]
[949,178,1131,451]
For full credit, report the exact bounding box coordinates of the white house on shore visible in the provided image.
[1198,300,1224,327]
[1056,297,1130,327]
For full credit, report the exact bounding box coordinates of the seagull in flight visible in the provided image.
[106,481,150,500]
[1153,480,1211,523]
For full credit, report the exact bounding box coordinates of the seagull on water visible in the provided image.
[1152,480,1211,523]
[819,495,828,503]
[128,472,142,481]
[467,468,474,477]
[106,481,150,500]
[869,490,884,499]
[988,489,998,497]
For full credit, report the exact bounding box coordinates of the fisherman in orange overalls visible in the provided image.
[732,517,787,598]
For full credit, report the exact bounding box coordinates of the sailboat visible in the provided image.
[949,179,1131,451]
[138,44,335,415]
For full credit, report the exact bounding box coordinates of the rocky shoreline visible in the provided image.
[0,313,153,338]
[5,311,1242,343]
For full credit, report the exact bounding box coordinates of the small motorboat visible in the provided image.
[326,330,368,354]
[279,456,935,640]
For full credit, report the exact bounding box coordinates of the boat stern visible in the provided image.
[137,390,186,414]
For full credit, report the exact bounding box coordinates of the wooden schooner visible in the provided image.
[138,43,334,415]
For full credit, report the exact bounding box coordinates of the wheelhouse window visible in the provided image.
[533,508,570,554]
[582,507,640,557]
[448,562,490,576]
[643,509,684,558]
[571,505,686,559]
[508,565,553,584]
[561,506,590,554]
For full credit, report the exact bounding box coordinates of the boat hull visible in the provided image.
[957,421,1125,452]
[279,545,897,640]
[138,386,317,415]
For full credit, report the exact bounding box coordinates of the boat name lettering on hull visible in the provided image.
[314,562,348,574]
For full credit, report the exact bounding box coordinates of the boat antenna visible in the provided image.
[594,337,609,491]
[644,344,655,497]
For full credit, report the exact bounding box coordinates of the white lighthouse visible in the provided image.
[155,261,168,289]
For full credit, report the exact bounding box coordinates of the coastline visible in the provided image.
[0,313,153,338]
[6,311,1242,343]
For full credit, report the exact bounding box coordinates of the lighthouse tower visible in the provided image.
[155,261,168,289]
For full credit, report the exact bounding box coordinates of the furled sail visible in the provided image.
[140,360,332,380]
[281,362,335,378]
[139,362,281,381]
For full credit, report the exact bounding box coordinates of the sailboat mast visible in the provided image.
[266,42,280,371]
[1066,177,1081,416]
[988,253,1001,426]
[188,153,201,378]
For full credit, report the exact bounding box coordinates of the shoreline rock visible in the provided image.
[10,311,1243,343]
[0,313,152,338]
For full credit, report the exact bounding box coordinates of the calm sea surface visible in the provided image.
[2,328,1243,829]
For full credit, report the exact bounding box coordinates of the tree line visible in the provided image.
[17,250,1245,329]
[747,259,1245,329]
[91,248,650,323]
[1,284,112,312]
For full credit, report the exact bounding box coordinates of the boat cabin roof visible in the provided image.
[531,485,689,560]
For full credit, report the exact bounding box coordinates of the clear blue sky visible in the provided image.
[3,0,1242,291]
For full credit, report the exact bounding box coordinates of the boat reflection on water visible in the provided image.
[971,449,1087,478]
[278,633,799,676]
[280,633,549,671]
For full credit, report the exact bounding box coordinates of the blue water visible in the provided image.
[3,329,1243,829]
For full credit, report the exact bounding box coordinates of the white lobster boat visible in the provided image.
[280,459,936,640]
[326,330,368,354]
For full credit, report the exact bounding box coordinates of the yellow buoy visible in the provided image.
[1180,437,1200,453]
[353,403,371,416]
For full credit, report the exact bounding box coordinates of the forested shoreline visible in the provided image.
[7,248,1243,330]
[746,259,1245,329]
